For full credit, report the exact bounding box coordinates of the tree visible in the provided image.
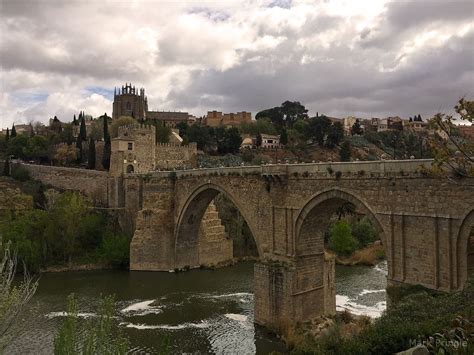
[280,129,288,146]
[326,122,344,148]
[351,119,363,135]
[24,136,49,162]
[72,114,77,125]
[431,98,473,177]
[329,220,358,256]
[103,134,111,170]
[155,123,171,143]
[280,101,308,128]
[186,125,212,151]
[220,127,242,154]
[255,107,284,128]
[308,116,331,145]
[352,217,378,248]
[56,144,78,166]
[10,125,16,138]
[5,128,9,142]
[340,140,351,161]
[79,116,87,141]
[176,122,189,137]
[102,116,111,170]
[87,138,96,169]
[76,134,84,163]
[7,135,28,159]
[256,133,262,147]
[0,242,39,351]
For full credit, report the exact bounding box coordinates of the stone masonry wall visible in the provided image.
[155,143,197,170]
[20,164,110,206]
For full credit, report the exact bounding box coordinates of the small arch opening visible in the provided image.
[126,164,134,173]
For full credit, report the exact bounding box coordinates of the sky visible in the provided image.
[0,0,473,129]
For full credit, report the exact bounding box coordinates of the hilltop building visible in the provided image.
[112,83,193,127]
[203,111,252,128]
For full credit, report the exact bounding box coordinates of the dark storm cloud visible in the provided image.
[167,29,474,118]
[0,0,473,128]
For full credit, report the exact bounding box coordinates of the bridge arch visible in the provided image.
[295,188,387,252]
[174,183,261,268]
[457,209,474,289]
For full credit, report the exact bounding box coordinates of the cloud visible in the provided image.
[0,0,472,129]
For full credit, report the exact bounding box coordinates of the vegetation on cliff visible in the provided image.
[290,278,474,354]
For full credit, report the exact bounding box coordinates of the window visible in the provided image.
[128,143,133,150]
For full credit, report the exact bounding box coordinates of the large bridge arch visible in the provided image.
[457,209,474,289]
[174,182,262,268]
[295,187,387,252]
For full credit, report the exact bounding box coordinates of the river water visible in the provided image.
[7,261,387,354]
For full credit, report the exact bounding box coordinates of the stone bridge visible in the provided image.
[20,159,474,333]
[119,159,473,333]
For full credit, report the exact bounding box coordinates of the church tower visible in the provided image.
[112,83,148,121]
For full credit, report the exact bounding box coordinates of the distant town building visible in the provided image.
[458,125,474,139]
[261,134,281,149]
[376,116,403,132]
[12,124,34,135]
[203,111,252,128]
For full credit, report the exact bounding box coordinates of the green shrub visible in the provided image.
[100,232,130,268]
[11,165,30,182]
[352,217,378,248]
[329,220,358,256]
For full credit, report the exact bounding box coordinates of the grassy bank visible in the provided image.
[330,243,385,266]
[288,279,474,354]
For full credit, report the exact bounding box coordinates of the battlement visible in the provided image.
[117,124,156,137]
[156,142,197,149]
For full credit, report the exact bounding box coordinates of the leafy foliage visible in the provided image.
[54,294,129,355]
[0,243,39,351]
[329,220,358,256]
[431,98,474,177]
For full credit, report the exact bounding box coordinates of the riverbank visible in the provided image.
[328,242,385,266]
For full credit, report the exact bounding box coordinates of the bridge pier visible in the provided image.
[254,255,336,334]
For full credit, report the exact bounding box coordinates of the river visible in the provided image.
[7,261,387,354]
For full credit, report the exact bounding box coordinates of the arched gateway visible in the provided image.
[123,160,474,334]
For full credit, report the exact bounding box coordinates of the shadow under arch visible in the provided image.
[457,209,474,289]
[295,188,387,248]
[174,182,261,268]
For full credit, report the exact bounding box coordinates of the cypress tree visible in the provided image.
[103,134,111,170]
[5,128,9,142]
[73,114,77,125]
[87,138,96,169]
[79,116,87,141]
[280,129,288,146]
[256,133,262,147]
[102,113,111,170]
[76,134,83,163]
[11,125,16,138]
[340,140,351,162]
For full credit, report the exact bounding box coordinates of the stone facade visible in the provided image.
[204,110,252,127]
[109,124,198,175]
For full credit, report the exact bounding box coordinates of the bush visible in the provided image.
[100,233,130,268]
[11,165,30,182]
[329,220,358,256]
[352,217,378,248]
